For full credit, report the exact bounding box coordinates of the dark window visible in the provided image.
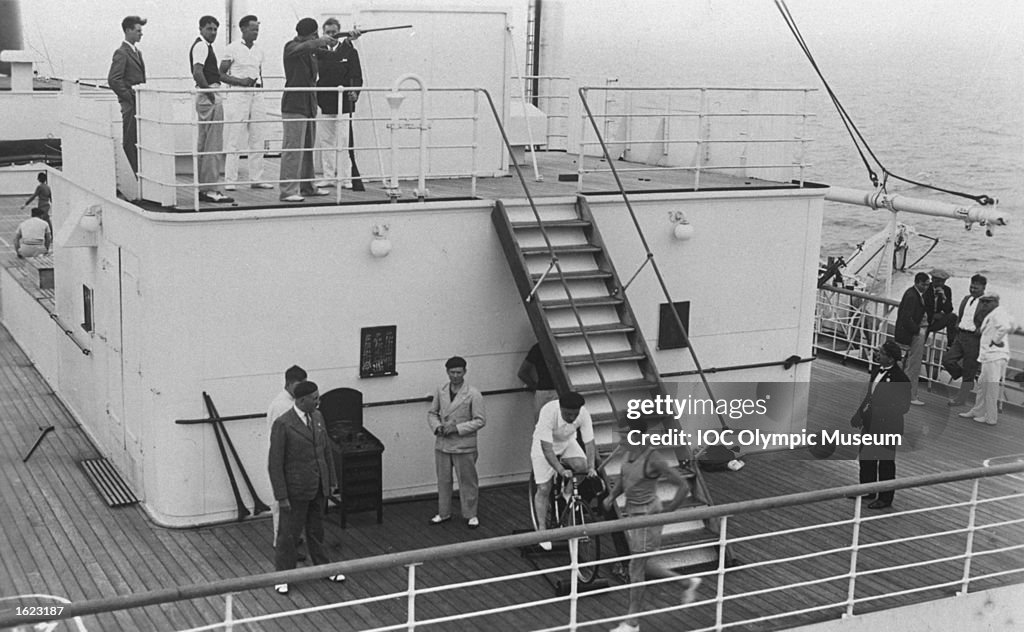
[360,326,398,378]
[657,301,691,350]
[82,285,94,333]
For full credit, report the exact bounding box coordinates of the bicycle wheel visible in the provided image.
[559,501,601,584]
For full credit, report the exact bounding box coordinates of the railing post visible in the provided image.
[696,88,707,191]
[472,89,480,197]
[223,592,233,632]
[577,87,588,192]
[844,498,864,618]
[714,515,729,631]
[797,89,809,186]
[567,537,580,632]
[406,562,420,631]
[191,90,200,212]
[959,478,981,595]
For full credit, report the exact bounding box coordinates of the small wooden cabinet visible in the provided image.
[331,429,384,527]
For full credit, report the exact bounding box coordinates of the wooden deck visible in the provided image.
[1,318,1022,631]
[148,150,802,212]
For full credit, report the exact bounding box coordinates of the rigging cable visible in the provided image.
[773,0,996,206]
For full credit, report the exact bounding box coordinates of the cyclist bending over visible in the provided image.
[531,391,598,549]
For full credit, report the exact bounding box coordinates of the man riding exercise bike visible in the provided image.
[531,391,599,550]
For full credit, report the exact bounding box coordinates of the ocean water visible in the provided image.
[552,0,1024,302]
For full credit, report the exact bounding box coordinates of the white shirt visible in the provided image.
[960,296,980,332]
[266,389,293,432]
[222,40,265,84]
[17,216,50,244]
[532,399,594,453]
[123,40,139,54]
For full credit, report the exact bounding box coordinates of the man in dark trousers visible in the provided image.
[314,17,362,189]
[942,274,987,407]
[267,380,344,594]
[107,15,147,174]
[851,341,911,509]
[894,272,929,405]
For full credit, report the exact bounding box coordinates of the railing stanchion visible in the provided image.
[959,478,982,595]
[406,563,420,631]
[714,515,729,631]
[844,497,864,618]
[568,537,580,631]
[223,592,234,632]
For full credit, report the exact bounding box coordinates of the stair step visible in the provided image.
[520,244,602,256]
[540,296,623,310]
[551,323,636,338]
[530,270,612,282]
[511,219,591,230]
[562,350,646,366]
[573,378,659,395]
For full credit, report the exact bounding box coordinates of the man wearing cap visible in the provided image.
[108,15,147,174]
[268,380,344,594]
[924,268,955,343]
[959,294,1015,426]
[531,391,598,547]
[189,15,233,204]
[427,356,486,528]
[279,18,356,202]
[894,272,930,405]
[942,274,987,406]
[219,15,272,191]
[850,341,911,509]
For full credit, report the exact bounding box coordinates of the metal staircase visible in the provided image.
[492,194,726,572]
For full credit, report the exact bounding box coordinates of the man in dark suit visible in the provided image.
[852,341,912,509]
[268,380,344,594]
[107,16,148,174]
[314,17,363,189]
[894,272,930,405]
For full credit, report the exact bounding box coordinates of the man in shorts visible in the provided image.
[531,391,597,549]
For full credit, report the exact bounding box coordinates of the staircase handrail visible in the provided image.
[578,86,732,434]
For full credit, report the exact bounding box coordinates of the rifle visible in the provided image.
[331,24,413,38]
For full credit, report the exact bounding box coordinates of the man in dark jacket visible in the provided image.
[894,272,929,405]
[279,17,342,202]
[314,17,362,189]
[851,341,912,509]
[267,380,343,594]
[108,15,147,174]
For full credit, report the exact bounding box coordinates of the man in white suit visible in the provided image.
[427,356,486,529]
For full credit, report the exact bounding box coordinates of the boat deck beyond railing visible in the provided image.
[4,461,1022,631]
[815,284,1024,410]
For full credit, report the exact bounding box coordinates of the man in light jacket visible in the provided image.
[960,293,1014,426]
[427,356,486,529]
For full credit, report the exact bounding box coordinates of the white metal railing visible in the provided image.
[132,82,496,210]
[814,285,1023,408]
[576,86,815,190]
[5,462,1022,631]
[511,74,573,149]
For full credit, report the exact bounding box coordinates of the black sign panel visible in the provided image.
[657,301,691,350]
[360,326,397,378]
